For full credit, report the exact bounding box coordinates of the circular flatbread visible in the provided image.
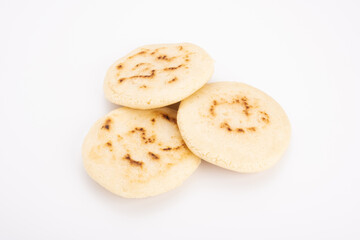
[104,43,214,109]
[82,107,201,198]
[177,82,291,173]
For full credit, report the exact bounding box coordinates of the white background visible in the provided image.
[1,0,359,239]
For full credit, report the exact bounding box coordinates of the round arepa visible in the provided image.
[177,82,291,173]
[104,43,214,109]
[82,107,200,198]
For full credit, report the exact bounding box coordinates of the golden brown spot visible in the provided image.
[140,85,147,88]
[247,127,256,132]
[148,152,159,160]
[236,128,245,133]
[117,135,123,141]
[101,118,112,130]
[161,144,183,151]
[132,63,148,70]
[105,141,113,151]
[241,96,251,116]
[178,46,183,50]
[118,70,156,83]
[130,127,156,144]
[168,77,178,83]
[145,135,156,144]
[128,50,148,59]
[209,100,218,116]
[117,64,123,69]
[161,113,177,124]
[150,48,164,55]
[260,111,270,124]
[163,64,183,71]
[151,118,156,124]
[157,55,177,61]
[123,154,143,167]
[209,105,215,116]
[130,69,156,79]
[220,122,232,131]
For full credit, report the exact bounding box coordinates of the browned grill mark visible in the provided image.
[220,122,232,131]
[130,69,156,79]
[236,128,245,133]
[209,96,253,117]
[260,111,270,123]
[118,70,156,83]
[132,63,149,70]
[145,135,156,144]
[157,55,167,60]
[156,55,177,61]
[241,96,251,116]
[168,77,178,83]
[130,127,156,144]
[220,122,255,133]
[247,127,256,132]
[117,64,123,69]
[150,48,165,55]
[161,113,177,124]
[209,105,215,116]
[211,97,268,134]
[148,152,159,160]
[105,141,113,151]
[209,100,218,116]
[128,50,148,59]
[101,118,112,130]
[123,154,143,167]
[163,64,183,71]
[161,144,184,151]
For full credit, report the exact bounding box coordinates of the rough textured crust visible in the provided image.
[82,107,201,198]
[177,82,291,173]
[103,43,214,109]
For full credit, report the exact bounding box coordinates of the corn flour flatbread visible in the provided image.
[177,82,291,173]
[82,107,201,198]
[104,43,214,109]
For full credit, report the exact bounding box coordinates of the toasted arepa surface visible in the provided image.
[82,107,200,198]
[177,82,291,173]
[104,43,214,109]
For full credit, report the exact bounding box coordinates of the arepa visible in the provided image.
[177,82,291,173]
[104,43,214,109]
[82,107,200,198]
